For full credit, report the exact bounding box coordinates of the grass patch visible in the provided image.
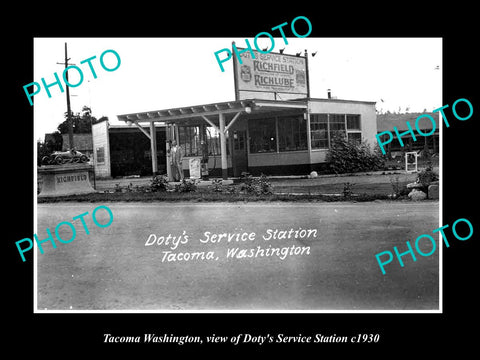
[37,174,423,203]
[37,191,393,203]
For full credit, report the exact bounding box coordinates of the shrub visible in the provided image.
[150,175,170,192]
[417,163,438,187]
[208,179,240,194]
[256,174,273,195]
[209,179,224,193]
[326,135,385,174]
[125,183,134,192]
[240,173,274,195]
[343,182,355,198]
[174,178,199,192]
[224,184,240,195]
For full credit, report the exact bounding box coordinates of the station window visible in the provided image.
[205,126,229,156]
[329,114,347,140]
[206,126,220,156]
[310,113,362,149]
[96,146,105,164]
[310,114,328,149]
[346,114,362,145]
[347,114,361,130]
[233,131,245,150]
[178,125,229,157]
[249,118,277,153]
[178,126,201,156]
[278,115,307,152]
[347,132,362,144]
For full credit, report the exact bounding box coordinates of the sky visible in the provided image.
[33,37,442,141]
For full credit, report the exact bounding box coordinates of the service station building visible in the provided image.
[94,49,377,180]
[113,98,376,180]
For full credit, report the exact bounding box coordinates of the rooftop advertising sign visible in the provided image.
[233,48,309,100]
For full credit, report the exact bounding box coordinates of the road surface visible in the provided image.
[36,201,439,311]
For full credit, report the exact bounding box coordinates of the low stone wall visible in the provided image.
[37,164,96,197]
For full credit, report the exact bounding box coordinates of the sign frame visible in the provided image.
[405,151,418,173]
[233,47,310,101]
[189,157,202,179]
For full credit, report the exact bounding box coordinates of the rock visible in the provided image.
[408,189,427,201]
[406,181,423,189]
[428,184,439,199]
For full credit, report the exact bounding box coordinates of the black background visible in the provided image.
[6,5,478,356]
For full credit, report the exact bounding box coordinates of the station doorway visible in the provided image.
[230,121,248,177]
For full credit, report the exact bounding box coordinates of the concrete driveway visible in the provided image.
[36,201,439,311]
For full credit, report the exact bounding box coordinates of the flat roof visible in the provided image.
[109,123,165,130]
[307,97,376,105]
[116,97,375,124]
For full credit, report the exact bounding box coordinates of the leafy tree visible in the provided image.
[57,106,106,134]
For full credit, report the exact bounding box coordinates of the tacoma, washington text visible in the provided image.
[145,227,317,263]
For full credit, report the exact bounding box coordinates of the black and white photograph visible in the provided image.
[32,37,442,312]
[7,8,478,354]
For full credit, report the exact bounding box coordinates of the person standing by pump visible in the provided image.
[170,140,184,181]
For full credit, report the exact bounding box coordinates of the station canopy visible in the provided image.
[117,98,308,127]
[116,98,309,180]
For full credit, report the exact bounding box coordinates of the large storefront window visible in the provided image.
[178,126,201,156]
[278,115,307,152]
[347,114,361,130]
[346,114,362,145]
[310,114,328,149]
[310,114,362,149]
[205,126,229,156]
[249,118,277,153]
[347,132,362,144]
[329,114,346,140]
[179,125,229,157]
[205,126,220,156]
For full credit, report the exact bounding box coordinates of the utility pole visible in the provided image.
[57,42,74,150]
[304,49,311,99]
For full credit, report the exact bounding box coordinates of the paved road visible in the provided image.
[36,201,439,311]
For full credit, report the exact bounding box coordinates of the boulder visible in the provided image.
[406,181,423,189]
[428,184,439,199]
[408,189,427,201]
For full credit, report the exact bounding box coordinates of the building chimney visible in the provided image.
[327,89,331,99]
